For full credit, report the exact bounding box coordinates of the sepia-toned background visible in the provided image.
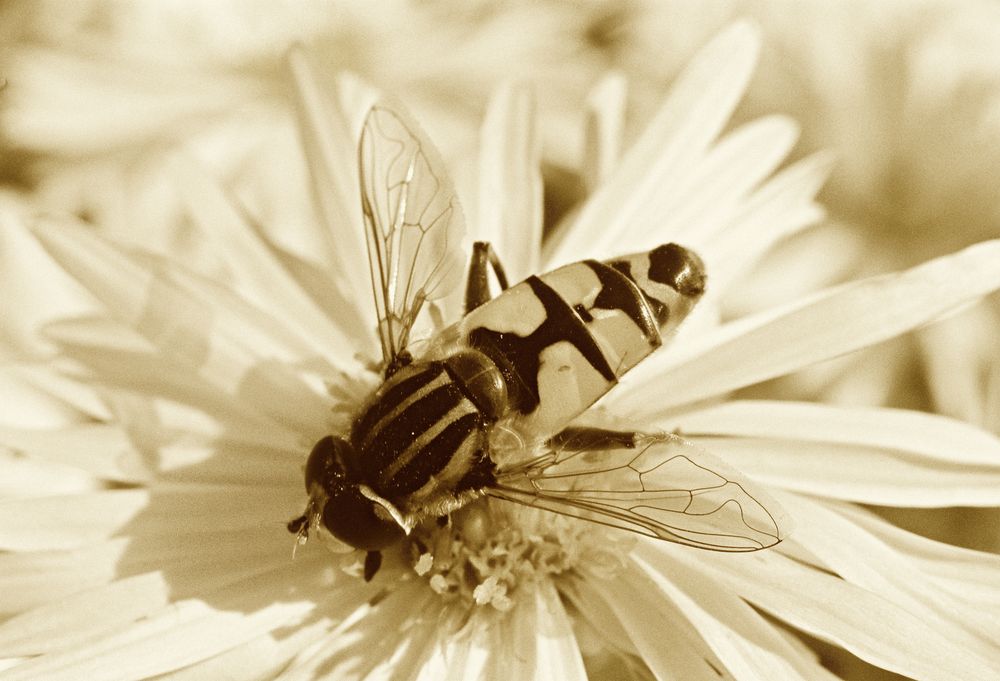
[2,2,999,679]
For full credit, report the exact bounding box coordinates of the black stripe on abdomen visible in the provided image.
[380,412,482,496]
[467,275,616,415]
[352,362,447,442]
[583,259,660,344]
[355,382,465,478]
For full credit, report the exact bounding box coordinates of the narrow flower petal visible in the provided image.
[616,239,1000,413]
[547,21,760,265]
[172,156,368,368]
[0,207,98,357]
[0,489,148,551]
[0,556,337,681]
[0,423,149,483]
[0,540,124,616]
[776,494,999,654]
[0,485,300,551]
[632,545,839,680]
[558,576,641,660]
[477,82,543,283]
[581,564,732,680]
[157,617,334,681]
[46,323,309,449]
[0,528,288,618]
[0,360,108,428]
[673,400,1000,467]
[278,581,438,681]
[286,47,376,315]
[690,546,1000,680]
[495,580,587,681]
[836,503,1000,609]
[0,450,98,499]
[707,152,833,294]
[690,435,1000,506]
[582,72,627,192]
[657,115,799,247]
[31,220,334,435]
[411,604,491,681]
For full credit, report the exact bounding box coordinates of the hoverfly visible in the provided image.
[288,101,787,580]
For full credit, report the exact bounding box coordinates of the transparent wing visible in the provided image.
[358,103,466,369]
[490,432,788,551]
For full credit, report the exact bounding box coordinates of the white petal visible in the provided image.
[278,580,437,681]
[46,325,309,448]
[582,72,627,193]
[0,539,125,616]
[476,82,543,283]
[0,489,148,550]
[673,400,1000,467]
[172,156,367,370]
[0,451,98,497]
[558,575,640,658]
[0,423,150,483]
[32,221,334,436]
[836,503,1000,610]
[0,485,300,551]
[581,561,731,680]
[0,572,176,656]
[0,361,108,427]
[776,493,999,656]
[412,606,491,681]
[616,239,1000,413]
[693,545,1000,680]
[0,527,291,619]
[707,152,833,295]
[0,206,97,357]
[658,115,799,248]
[0,556,335,681]
[3,46,251,156]
[690,435,1000,507]
[633,543,838,680]
[546,22,761,265]
[285,48,376,323]
[156,618,333,681]
[493,580,586,681]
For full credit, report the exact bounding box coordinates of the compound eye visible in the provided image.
[304,435,353,492]
[321,486,406,551]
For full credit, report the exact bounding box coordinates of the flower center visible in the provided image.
[405,499,635,612]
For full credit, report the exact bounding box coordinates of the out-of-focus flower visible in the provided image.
[2,24,1000,680]
[610,0,1000,424]
[0,0,618,261]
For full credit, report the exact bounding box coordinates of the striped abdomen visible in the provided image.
[451,243,705,440]
[351,356,501,510]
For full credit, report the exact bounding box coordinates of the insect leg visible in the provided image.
[287,514,308,535]
[547,426,642,451]
[364,550,383,582]
[464,241,510,312]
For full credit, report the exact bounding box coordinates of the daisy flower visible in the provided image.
[3,23,1000,681]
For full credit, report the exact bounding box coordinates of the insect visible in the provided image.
[288,102,787,580]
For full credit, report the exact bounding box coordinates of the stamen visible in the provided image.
[406,500,634,612]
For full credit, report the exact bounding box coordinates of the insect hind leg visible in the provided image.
[465,241,510,312]
[547,426,642,451]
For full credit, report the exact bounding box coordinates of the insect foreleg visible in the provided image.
[364,550,383,582]
[547,426,642,451]
[464,241,510,312]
